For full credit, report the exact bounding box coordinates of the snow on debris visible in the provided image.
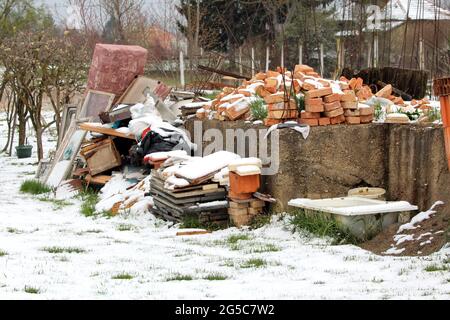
[398,201,445,233]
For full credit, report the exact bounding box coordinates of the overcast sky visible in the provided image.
[36,0,172,24]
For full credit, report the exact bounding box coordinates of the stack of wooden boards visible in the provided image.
[150,151,241,225]
[150,172,229,225]
[195,64,380,127]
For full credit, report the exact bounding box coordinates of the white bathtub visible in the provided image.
[288,197,418,240]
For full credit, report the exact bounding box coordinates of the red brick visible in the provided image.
[346,116,361,125]
[268,100,297,111]
[342,101,358,110]
[330,114,346,125]
[324,108,344,118]
[299,118,319,126]
[324,93,341,103]
[340,90,357,102]
[264,118,283,126]
[344,109,360,117]
[294,64,314,74]
[264,93,285,104]
[319,117,331,126]
[305,103,324,113]
[264,78,279,94]
[268,110,299,120]
[358,105,374,116]
[305,87,333,99]
[301,111,321,119]
[324,101,342,112]
[360,114,374,123]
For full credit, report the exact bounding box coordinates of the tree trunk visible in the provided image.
[36,125,44,161]
[17,100,26,146]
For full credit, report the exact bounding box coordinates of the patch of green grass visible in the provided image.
[20,180,51,195]
[0,250,8,257]
[289,209,360,245]
[38,197,73,210]
[203,273,228,281]
[166,274,194,282]
[227,234,251,245]
[249,214,272,230]
[42,247,86,254]
[424,264,449,272]
[249,244,281,253]
[180,215,225,232]
[249,98,268,121]
[7,228,22,234]
[24,286,40,294]
[241,258,267,269]
[112,273,135,280]
[78,189,100,217]
[371,278,384,283]
[117,224,134,232]
[85,229,103,234]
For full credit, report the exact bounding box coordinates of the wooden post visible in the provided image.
[281,44,285,68]
[419,39,425,70]
[367,42,372,68]
[299,43,303,65]
[320,44,324,77]
[336,38,345,72]
[180,50,185,89]
[239,47,243,75]
[374,33,379,68]
[266,46,270,72]
[251,47,255,77]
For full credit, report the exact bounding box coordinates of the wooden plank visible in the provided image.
[78,123,136,140]
[152,182,225,199]
[151,187,227,206]
[176,231,211,236]
[85,175,112,186]
[151,176,219,194]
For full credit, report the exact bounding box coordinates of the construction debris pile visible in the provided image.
[35,43,275,228]
[193,65,441,126]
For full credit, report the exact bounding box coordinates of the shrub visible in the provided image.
[249,98,268,121]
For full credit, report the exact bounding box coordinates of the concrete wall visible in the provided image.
[185,120,449,214]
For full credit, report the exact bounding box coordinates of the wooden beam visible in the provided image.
[78,123,136,140]
[377,81,412,101]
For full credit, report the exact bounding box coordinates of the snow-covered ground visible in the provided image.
[0,115,449,300]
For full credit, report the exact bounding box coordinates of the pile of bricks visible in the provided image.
[228,199,266,228]
[197,64,376,127]
[299,87,375,127]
